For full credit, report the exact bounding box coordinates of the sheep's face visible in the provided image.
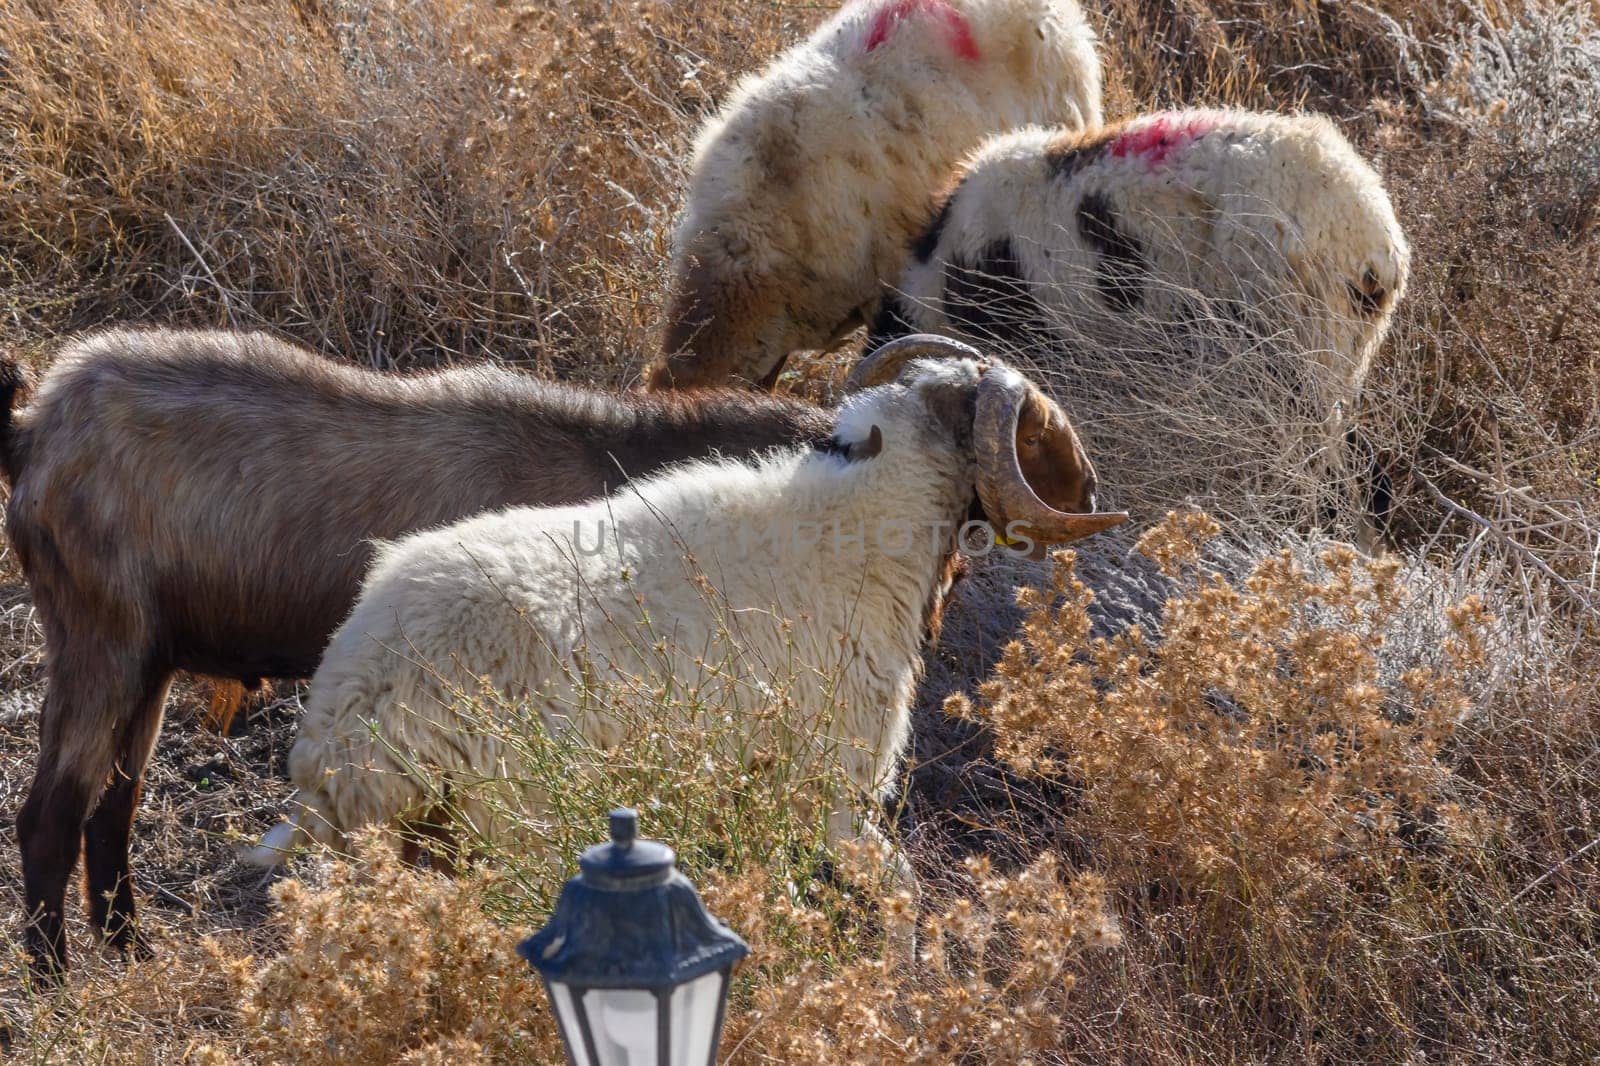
[941,361,1118,555]
[1014,387,1096,515]
[856,356,1116,560]
[649,240,836,391]
[650,241,794,390]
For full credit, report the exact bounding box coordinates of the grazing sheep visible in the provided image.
[0,327,834,975]
[251,337,1127,955]
[649,0,1102,390]
[869,109,1411,538]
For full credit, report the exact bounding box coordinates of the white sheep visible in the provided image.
[251,338,1126,942]
[870,109,1411,540]
[649,0,1102,389]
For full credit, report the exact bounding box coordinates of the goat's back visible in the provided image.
[2,328,823,680]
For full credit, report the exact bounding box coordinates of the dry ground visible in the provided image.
[0,0,1597,1061]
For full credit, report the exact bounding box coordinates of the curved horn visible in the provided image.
[975,367,1128,552]
[844,333,987,393]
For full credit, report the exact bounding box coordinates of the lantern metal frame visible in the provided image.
[519,809,749,1066]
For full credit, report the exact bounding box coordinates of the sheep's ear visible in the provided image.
[818,424,884,462]
[846,425,884,462]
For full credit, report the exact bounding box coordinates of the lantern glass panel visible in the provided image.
[548,982,596,1066]
[668,970,727,1066]
[592,988,662,1065]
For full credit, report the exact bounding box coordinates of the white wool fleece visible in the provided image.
[266,360,990,858]
[896,108,1410,410]
[661,0,1101,385]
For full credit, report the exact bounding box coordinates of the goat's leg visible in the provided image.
[17,756,98,978]
[17,659,147,977]
[83,672,172,953]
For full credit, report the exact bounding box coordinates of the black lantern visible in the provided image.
[519,809,749,1066]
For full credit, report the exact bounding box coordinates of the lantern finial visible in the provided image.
[609,808,637,849]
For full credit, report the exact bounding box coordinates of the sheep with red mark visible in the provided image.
[870,109,1411,541]
[649,0,1102,390]
[0,327,836,977]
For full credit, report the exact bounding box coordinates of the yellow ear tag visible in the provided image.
[993,531,1016,548]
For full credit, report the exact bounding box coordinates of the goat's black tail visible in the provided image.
[0,355,27,485]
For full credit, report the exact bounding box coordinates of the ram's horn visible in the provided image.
[974,366,1128,553]
[844,333,986,392]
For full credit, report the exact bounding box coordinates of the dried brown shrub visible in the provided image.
[952,512,1487,900]
[239,838,560,1064]
[950,512,1599,1061]
[708,850,1117,1065]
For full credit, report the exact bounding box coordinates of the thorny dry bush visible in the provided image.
[948,512,1600,1060]
[230,843,557,1065]
[708,850,1117,1064]
[951,512,1490,903]
[190,835,1117,1065]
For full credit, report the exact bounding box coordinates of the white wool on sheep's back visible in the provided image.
[663,0,1102,383]
[885,109,1412,536]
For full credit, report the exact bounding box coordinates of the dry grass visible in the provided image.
[0,0,798,379]
[1,0,1598,1061]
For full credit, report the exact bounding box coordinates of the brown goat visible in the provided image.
[0,327,833,976]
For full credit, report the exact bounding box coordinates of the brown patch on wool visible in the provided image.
[1043,126,1115,181]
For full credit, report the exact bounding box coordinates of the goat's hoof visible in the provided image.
[102,928,153,962]
[23,949,67,989]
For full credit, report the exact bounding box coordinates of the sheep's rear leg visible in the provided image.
[83,673,172,954]
[827,806,919,964]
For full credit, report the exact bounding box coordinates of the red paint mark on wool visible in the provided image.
[1109,114,1222,167]
[865,0,981,61]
